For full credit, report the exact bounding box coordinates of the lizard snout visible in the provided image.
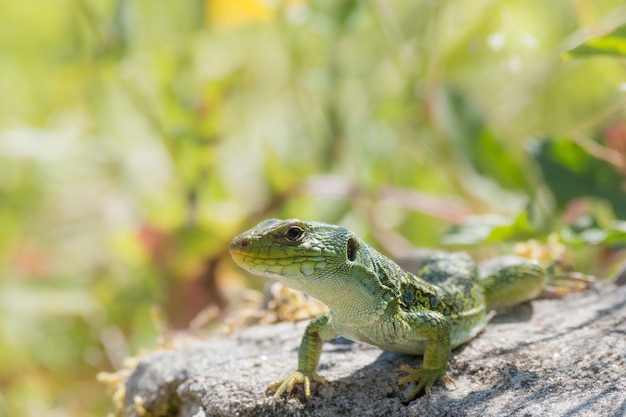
[229,235,250,253]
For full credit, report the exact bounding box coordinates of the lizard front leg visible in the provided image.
[270,312,338,399]
[398,310,452,402]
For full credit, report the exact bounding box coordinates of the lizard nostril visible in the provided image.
[241,238,250,247]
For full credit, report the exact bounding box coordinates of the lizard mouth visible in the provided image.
[228,242,284,261]
[229,248,324,263]
[229,237,289,266]
[230,236,328,279]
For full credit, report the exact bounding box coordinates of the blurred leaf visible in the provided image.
[437,88,534,192]
[560,215,626,246]
[564,24,626,58]
[531,138,626,218]
[442,210,538,245]
[312,0,361,26]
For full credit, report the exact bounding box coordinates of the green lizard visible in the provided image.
[229,218,590,402]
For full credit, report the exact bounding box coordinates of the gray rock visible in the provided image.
[121,284,626,417]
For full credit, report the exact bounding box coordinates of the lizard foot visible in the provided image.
[545,260,595,296]
[268,370,326,399]
[397,364,451,403]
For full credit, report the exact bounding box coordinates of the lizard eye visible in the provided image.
[285,225,305,242]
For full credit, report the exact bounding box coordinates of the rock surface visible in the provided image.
[121,283,626,417]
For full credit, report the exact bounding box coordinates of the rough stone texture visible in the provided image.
[122,283,626,417]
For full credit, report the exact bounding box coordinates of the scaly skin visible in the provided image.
[229,219,589,402]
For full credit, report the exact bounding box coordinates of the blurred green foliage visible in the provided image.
[1,0,626,415]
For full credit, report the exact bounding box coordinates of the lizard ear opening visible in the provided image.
[347,237,358,262]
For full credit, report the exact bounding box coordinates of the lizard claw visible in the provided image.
[397,364,449,402]
[269,370,326,399]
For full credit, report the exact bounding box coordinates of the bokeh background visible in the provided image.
[1,0,626,415]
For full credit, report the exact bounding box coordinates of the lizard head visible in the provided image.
[229,219,379,303]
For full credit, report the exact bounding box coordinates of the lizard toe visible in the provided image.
[269,370,326,399]
[398,365,448,402]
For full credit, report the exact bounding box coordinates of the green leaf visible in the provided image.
[564,24,626,58]
[531,138,626,218]
[442,210,538,245]
[436,87,533,192]
[560,216,626,246]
